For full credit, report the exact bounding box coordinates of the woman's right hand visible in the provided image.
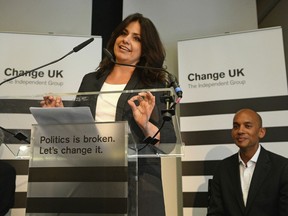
[40,96,64,108]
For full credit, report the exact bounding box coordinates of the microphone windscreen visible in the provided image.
[73,38,94,52]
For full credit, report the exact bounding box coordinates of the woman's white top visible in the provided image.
[95,82,126,122]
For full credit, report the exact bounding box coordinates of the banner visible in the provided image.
[178,27,288,103]
[179,27,288,216]
[0,32,102,96]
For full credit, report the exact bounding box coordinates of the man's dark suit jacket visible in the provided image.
[207,146,288,216]
[0,161,16,216]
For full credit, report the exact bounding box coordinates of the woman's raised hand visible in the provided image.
[40,96,64,108]
[127,91,159,139]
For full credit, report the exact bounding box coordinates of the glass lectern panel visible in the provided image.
[31,88,183,158]
[1,88,183,158]
[0,88,184,215]
[26,121,136,216]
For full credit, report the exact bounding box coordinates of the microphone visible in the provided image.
[103,48,183,98]
[167,73,183,99]
[0,37,95,86]
[73,38,94,52]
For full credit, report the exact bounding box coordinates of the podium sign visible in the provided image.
[26,121,134,215]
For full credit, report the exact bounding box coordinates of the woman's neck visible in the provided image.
[105,65,134,84]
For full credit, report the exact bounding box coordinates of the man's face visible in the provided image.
[231,109,266,152]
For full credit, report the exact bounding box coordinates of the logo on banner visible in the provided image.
[2,68,65,87]
[187,68,246,89]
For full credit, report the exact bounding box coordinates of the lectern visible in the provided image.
[24,88,183,215]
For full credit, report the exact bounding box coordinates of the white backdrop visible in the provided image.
[179,27,288,215]
[0,33,102,216]
[0,0,92,36]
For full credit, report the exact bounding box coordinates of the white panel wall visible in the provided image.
[123,0,257,77]
[0,0,92,35]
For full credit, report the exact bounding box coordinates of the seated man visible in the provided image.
[0,161,16,216]
[207,108,288,216]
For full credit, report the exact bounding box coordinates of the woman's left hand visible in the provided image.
[127,91,159,138]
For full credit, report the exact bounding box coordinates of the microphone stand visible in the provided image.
[160,93,175,122]
[0,52,73,86]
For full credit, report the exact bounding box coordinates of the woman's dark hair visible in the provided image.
[98,13,167,86]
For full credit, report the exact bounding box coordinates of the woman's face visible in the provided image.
[114,21,142,65]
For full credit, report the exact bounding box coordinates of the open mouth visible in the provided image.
[119,45,131,52]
